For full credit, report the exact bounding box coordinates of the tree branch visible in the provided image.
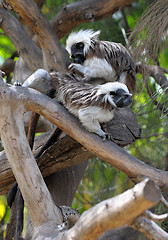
[0,77,168,194]
[131,216,168,240]
[0,78,62,227]
[0,7,43,71]
[66,179,161,240]
[51,0,136,39]
[4,0,66,72]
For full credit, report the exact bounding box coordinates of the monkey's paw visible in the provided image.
[102,132,112,141]
[68,63,81,71]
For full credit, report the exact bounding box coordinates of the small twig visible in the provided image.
[161,195,168,209]
[144,210,168,223]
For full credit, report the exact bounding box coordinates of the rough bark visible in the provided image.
[4,0,66,72]
[0,79,168,197]
[51,0,136,39]
[0,106,140,195]
[0,7,43,71]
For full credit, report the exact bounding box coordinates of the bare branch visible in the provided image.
[66,179,161,240]
[144,210,168,223]
[51,0,136,39]
[131,216,168,240]
[0,78,168,193]
[5,0,66,72]
[0,7,43,71]
[0,75,62,227]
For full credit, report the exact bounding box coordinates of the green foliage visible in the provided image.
[0,30,16,64]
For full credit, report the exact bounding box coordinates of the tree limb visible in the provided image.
[0,7,43,71]
[131,216,168,240]
[66,179,161,240]
[0,77,168,194]
[51,0,136,39]
[4,0,66,72]
[0,74,167,239]
[0,78,62,228]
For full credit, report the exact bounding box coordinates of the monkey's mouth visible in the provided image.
[72,53,86,64]
[115,95,132,108]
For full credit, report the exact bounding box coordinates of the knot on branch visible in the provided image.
[85,12,95,21]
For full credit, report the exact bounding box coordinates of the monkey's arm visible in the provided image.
[68,63,89,77]
[78,107,113,141]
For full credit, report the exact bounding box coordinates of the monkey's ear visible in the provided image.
[91,30,101,40]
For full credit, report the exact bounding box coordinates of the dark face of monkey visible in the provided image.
[110,89,132,108]
[71,42,86,64]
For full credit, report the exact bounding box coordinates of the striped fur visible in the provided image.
[66,29,136,92]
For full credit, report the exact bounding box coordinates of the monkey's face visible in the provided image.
[110,89,132,108]
[71,42,86,64]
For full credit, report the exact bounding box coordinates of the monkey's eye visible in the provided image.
[109,91,116,95]
[76,42,84,49]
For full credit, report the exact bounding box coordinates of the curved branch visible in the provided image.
[0,79,168,192]
[5,0,66,72]
[0,7,43,71]
[66,179,161,240]
[131,216,168,240]
[0,79,62,227]
[51,0,136,39]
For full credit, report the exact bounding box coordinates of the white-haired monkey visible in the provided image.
[66,29,136,93]
[51,72,132,140]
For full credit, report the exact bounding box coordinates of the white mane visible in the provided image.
[66,29,101,56]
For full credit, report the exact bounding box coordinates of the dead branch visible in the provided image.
[4,0,66,72]
[131,216,168,240]
[0,76,168,194]
[0,78,62,229]
[0,106,140,195]
[51,0,136,39]
[0,74,167,239]
[66,179,161,240]
[0,7,43,71]
[0,134,93,195]
[143,210,168,223]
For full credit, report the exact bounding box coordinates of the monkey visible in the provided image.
[51,72,132,140]
[66,29,136,93]
[14,69,132,140]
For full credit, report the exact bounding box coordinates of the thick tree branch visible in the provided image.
[0,107,140,195]
[4,0,66,72]
[66,179,161,240]
[0,7,43,71]
[0,81,62,228]
[0,79,168,193]
[131,216,168,240]
[0,75,167,239]
[51,0,136,39]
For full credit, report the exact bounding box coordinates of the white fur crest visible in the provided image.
[66,29,101,56]
[96,82,130,95]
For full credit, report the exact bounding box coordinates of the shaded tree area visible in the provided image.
[1,0,168,239]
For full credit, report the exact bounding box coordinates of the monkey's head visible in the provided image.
[96,82,132,109]
[66,29,101,64]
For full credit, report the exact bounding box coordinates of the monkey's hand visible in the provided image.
[102,132,112,141]
[68,63,89,76]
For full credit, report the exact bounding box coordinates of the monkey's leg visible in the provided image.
[78,108,111,141]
